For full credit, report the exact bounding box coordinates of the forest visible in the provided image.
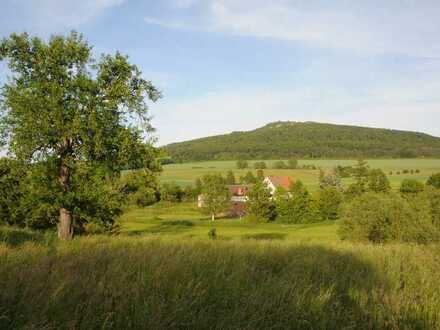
[165,121,440,161]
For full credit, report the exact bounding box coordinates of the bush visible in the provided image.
[236,160,248,169]
[427,173,440,189]
[160,182,184,202]
[400,179,424,194]
[254,161,267,169]
[339,193,440,244]
[272,160,287,169]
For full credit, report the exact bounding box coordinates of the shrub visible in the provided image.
[254,161,267,169]
[160,182,184,202]
[400,179,424,194]
[367,169,391,193]
[427,173,440,189]
[272,160,287,169]
[236,160,248,169]
[339,193,440,244]
[287,158,298,169]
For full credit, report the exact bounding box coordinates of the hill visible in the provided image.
[164,121,440,161]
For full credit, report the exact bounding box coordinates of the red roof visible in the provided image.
[227,184,252,196]
[267,176,292,190]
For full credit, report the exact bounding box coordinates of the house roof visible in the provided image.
[266,176,292,190]
[226,184,253,196]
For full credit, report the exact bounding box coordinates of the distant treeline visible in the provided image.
[164,122,440,162]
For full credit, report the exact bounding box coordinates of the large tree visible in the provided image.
[0,32,161,239]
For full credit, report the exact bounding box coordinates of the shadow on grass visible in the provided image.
[241,233,287,240]
[1,240,434,329]
[126,220,196,236]
[0,227,55,247]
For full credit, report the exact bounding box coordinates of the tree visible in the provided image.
[400,179,425,195]
[318,169,342,191]
[241,171,257,184]
[287,158,298,169]
[246,181,275,222]
[367,169,391,193]
[276,180,317,223]
[200,174,230,221]
[160,182,184,203]
[0,32,161,239]
[339,192,439,244]
[0,158,26,226]
[236,159,248,169]
[225,170,236,185]
[315,187,342,221]
[272,160,286,169]
[256,169,265,182]
[427,173,440,189]
[254,161,267,169]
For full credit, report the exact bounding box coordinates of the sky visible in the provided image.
[1,0,440,145]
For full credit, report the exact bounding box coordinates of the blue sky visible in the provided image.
[1,0,440,145]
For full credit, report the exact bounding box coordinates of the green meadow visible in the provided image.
[160,159,440,190]
[120,202,338,242]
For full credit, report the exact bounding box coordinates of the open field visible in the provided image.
[1,229,440,329]
[119,202,338,243]
[160,159,440,190]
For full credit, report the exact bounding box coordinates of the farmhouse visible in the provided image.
[197,176,293,217]
[263,176,293,195]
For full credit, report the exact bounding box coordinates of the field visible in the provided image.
[2,160,440,329]
[159,159,440,190]
[120,202,338,242]
[1,226,440,329]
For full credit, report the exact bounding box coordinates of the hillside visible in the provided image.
[164,122,440,161]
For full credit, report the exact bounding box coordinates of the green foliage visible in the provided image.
[225,170,236,184]
[0,32,161,237]
[400,179,425,194]
[160,182,184,203]
[318,169,342,190]
[0,158,26,226]
[287,158,298,169]
[200,174,230,220]
[164,121,440,161]
[120,171,158,207]
[246,181,276,222]
[272,160,287,169]
[367,169,391,193]
[276,181,318,224]
[427,173,440,189]
[253,161,267,169]
[339,193,440,244]
[315,187,343,221]
[236,159,248,169]
[256,169,265,181]
[240,171,257,184]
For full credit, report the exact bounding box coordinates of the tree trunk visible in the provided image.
[58,143,73,240]
[58,207,73,240]
[211,213,215,221]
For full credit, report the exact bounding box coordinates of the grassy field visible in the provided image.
[119,202,338,243]
[160,159,440,190]
[1,229,440,329]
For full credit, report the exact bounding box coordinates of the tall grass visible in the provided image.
[1,234,439,329]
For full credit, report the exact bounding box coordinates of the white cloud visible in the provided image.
[146,0,440,57]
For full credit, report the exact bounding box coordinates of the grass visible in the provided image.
[1,232,439,329]
[160,159,440,190]
[119,202,338,243]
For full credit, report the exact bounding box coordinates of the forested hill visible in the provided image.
[164,122,440,161]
